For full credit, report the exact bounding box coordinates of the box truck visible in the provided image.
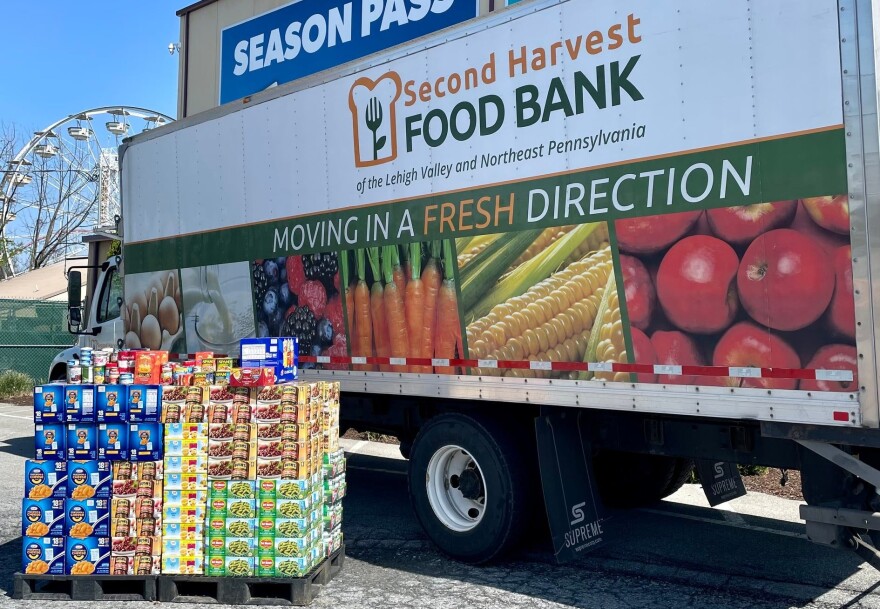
[54,0,880,564]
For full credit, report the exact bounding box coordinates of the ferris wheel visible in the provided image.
[0,106,174,277]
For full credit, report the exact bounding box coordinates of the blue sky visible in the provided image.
[1,1,183,135]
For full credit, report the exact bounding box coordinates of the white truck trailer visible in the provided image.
[54,0,880,565]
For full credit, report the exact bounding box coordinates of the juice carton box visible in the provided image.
[241,337,298,383]
[129,423,163,461]
[65,498,110,537]
[34,385,64,423]
[63,385,95,423]
[97,423,129,460]
[22,536,65,574]
[66,423,97,460]
[66,536,110,575]
[96,385,128,422]
[67,460,111,499]
[127,385,160,422]
[22,498,65,536]
[24,460,67,499]
[34,423,66,460]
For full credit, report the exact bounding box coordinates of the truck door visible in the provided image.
[89,264,124,349]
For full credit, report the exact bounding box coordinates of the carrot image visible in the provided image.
[383,245,409,372]
[341,250,355,347]
[368,247,391,372]
[434,240,461,375]
[420,241,442,373]
[391,246,406,297]
[353,249,373,371]
[405,243,428,373]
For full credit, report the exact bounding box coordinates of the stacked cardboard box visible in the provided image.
[321,382,345,556]
[162,423,208,574]
[110,461,163,574]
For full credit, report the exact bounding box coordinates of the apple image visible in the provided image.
[691,211,713,236]
[802,195,849,235]
[706,200,797,246]
[713,322,801,389]
[620,254,655,331]
[790,201,848,255]
[827,245,855,340]
[630,327,657,384]
[656,235,739,334]
[738,229,834,331]
[800,344,858,392]
[616,210,702,255]
[651,330,703,385]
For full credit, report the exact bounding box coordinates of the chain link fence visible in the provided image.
[0,298,73,382]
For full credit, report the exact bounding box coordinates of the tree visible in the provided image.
[0,121,99,277]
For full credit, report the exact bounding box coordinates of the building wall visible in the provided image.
[177,0,494,118]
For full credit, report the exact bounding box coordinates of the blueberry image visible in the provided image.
[262,288,279,317]
[315,318,333,347]
[263,259,280,284]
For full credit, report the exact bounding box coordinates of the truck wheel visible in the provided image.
[408,413,530,564]
[49,365,67,382]
[593,450,690,508]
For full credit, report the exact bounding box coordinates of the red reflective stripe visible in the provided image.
[761,367,815,380]
[611,363,655,374]
[833,411,850,422]
[548,361,588,372]
[681,365,728,377]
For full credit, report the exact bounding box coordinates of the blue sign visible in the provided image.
[220,0,479,104]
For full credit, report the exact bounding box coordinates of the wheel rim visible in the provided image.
[426,445,487,532]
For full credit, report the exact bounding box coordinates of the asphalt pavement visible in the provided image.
[1,401,880,608]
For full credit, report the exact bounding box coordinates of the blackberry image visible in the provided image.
[302,252,338,283]
[282,306,316,354]
[252,262,270,306]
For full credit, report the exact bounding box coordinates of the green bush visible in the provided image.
[0,370,33,399]
[737,464,768,477]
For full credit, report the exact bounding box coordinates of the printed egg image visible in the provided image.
[123,271,183,350]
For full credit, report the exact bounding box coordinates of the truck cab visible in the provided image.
[49,230,124,381]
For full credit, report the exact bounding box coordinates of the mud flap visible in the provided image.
[694,460,746,506]
[535,412,609,563]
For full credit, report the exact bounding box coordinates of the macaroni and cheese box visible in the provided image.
[96,385,128,422]
[127,385,160,422]
[63,386,96,422]
[67,460,111,499]
[22,498,65,537]
[24,460,67,499]
[65,498,110,538]
[65,536,110,575]
[35,423,66,460]
[129,423,163,461]
[34,385,64,423]
[22,536,65,574]
[98,423,129,460]
[66,423,97,460]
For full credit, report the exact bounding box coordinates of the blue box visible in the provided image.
[34,385,65,423]
[22,498,65,536]
[67,423,97,460]
[35,423,66,461]
[67,461,112,499]
[63,385,96,422]
[65,536,110,575]
[65,498,110,537]
[240,337,298,383]
[96,385,127,422]
[129,423,163,461]
[22,536,65,574]
[97,423,129,461]
[25,460,67,499]
[128,385,160,422]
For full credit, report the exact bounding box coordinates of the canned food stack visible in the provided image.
[321,382,345,557]
[110,461,163,575]
[162,422,209,574]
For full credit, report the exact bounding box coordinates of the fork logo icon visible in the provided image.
[349,72,402,168]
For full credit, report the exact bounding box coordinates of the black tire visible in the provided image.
[593,450,690,508]
[49,364,67,383]
[408,413,532,564]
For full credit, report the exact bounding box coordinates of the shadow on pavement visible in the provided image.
[0,436,34,459]
[0,536,20,598]
[342,453,872,608]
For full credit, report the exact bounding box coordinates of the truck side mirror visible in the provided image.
[67,271,83,331]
